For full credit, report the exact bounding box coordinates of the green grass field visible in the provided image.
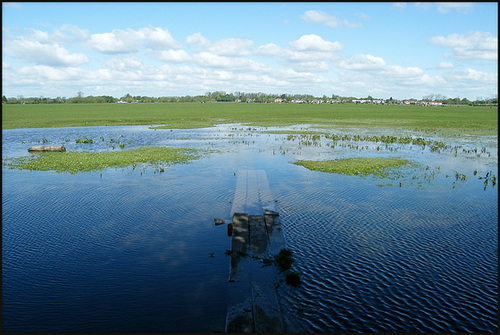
[2,102,497,134]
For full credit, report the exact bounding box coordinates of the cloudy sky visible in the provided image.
[2,2,498,100]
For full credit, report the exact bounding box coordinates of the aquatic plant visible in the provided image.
[75,137,94,144]
[478,171,497,190]
[454,171,467,182]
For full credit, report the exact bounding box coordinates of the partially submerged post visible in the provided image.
[28,145,66,152]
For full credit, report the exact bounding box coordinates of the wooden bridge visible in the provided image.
[225,170,286,333]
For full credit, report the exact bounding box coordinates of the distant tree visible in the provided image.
[2,95,7,103]
[461,98,472,105]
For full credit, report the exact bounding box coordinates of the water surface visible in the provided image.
[2,124,498,332]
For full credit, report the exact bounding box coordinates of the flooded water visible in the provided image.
[2,123,498,333]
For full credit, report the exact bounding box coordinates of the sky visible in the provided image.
[2,2,498,100]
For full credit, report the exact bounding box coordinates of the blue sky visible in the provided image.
[2,2,498,100]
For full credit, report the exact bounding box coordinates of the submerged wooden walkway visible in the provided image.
[225,170,286,333]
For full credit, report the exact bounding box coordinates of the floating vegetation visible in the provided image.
[4,146,199,174]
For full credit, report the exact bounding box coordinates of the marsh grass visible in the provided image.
[4,146,199,174]
[294,157,412,177]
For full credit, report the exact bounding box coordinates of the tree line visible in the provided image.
[2,92,497,106]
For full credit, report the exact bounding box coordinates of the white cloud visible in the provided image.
[277,69,327,83]
[186,33,253,56]
[88,31,141,54]
[210,38,254,56]
[436,2,475,14]
[136,26,182,50]
[430,31,497,60]
[260,36,342,59]
[102,57,145,71]
[289,34,343,52]
[301,10,338,26]
[58,24,90,41]
[392,3,407,9]
[192,52,269,72]
[186,33,211,49]
[256,35,343,74]
[13,65,85,83]
[338,54,386,71]
[445,68,498,83]
[155,49,192,63]
[394,2,475,14]
[300,10,361,29]
[88,26,181,54]
[5,37,89,67]
[293,61,330,73]
[438,62,454,69]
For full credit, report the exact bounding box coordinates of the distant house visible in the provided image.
[428,101,443,106]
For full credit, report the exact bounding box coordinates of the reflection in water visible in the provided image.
[2,124,498,333]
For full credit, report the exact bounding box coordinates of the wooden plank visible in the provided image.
[248,215,269,257]
[230,170,248,217]
[245,170,260,214]
[229,213,249,282]
[225,295,254,333]
[255,170,277,213]
[231,170,276,216]
[226,170,286,333]
[231,213,249,256]
[263,211,285,257]
[252,283,284,333]
[227,213,254,333]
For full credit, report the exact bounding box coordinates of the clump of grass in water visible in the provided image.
[276,248,294,271]
[4,146,199,174]
[75,137,94,144]
[294,157,411,178]
[275,248,302,286]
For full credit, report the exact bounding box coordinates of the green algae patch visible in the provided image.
[4,147,199,174]
[294,157,412,177]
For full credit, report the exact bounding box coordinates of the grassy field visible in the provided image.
[2,102,497,134]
